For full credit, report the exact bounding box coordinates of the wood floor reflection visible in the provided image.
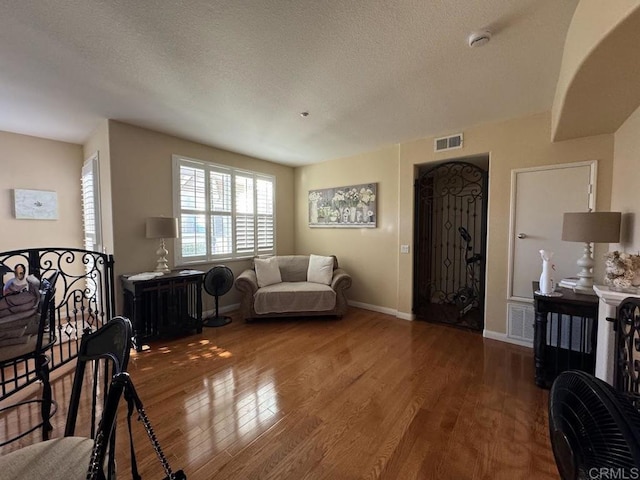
[0,308,556,479]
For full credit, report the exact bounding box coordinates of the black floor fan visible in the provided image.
[549,370,640,479]
[202,265,234,327]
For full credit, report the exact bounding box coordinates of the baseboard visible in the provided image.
[203,303,240,318]
[395,311,416,321]
[348,300,396,316]
[209,300,415,321]
[347,301,414,321]
[483,329,533,348]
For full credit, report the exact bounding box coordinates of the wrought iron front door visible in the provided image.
[413,161,488,330]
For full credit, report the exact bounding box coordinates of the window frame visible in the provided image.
[172,154,276,265]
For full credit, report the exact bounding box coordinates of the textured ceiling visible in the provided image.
[0,0,578,166]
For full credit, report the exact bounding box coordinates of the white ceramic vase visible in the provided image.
[539,250,555,294]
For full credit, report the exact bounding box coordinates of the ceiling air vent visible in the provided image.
[434,133,463,152]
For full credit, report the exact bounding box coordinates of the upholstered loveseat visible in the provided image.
[235,254,352,321]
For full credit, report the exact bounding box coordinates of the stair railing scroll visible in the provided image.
[0,248,115,377]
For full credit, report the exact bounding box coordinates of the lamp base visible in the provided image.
[573,242,595,292]
[155,261,170,273]
[572,285,597,296]
[154,239,171,273]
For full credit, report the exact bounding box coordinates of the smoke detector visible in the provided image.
[468,30,491,48]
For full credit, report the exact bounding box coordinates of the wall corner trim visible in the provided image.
[204,303,240,317]
[396,311,415,321]
[347,300,402,318]
[483,329,533,348]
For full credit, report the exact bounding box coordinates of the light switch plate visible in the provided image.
[400,244,410,254]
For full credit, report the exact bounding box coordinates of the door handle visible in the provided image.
[517,233,527,239]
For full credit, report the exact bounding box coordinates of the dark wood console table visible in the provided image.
[532,282,599,388]
[122,271,204,350]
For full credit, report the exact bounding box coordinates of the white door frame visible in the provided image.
[507,160,597,302]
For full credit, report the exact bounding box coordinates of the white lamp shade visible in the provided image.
[561,212,621,243]
[146,217,179,239]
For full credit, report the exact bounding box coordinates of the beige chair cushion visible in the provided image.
[275,256,311,282]
[254,282,336,314]
[0,436,95,480]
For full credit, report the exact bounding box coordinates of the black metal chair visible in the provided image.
[0,316,133,479]
[0,270,59,446]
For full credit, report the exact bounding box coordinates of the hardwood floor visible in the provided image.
[0,308,557,479]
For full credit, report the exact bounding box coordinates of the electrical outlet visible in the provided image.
[400,245,410,254]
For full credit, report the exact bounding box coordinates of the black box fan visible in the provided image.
[549,370,640,479]
[202,266,234,327]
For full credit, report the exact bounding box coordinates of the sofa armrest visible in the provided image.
[235,269,258,295]
[235,269,259,321]
[331,268,352,292]
[331,268,352,317]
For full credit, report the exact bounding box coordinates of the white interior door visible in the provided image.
[509,161,596,301]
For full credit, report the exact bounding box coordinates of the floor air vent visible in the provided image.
[508,303,534,344]
[434,133,463,152]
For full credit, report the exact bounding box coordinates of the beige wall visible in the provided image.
[296,112,614,334]
[0,130,83,252]
[0,111,619,336]
[294,145,400,312]
[552,1,640,140]
[400,112,613,334]
[612,104,640,252]
[83,120,115,254]
[107,121,295,313]
[553,0,638,122]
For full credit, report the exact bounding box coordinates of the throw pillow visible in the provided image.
[254,257,282,288]
[307,254,334,285]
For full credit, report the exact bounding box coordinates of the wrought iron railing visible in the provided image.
[0,248,115,384]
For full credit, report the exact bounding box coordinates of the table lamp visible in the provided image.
[146,217,179,273]
[561,211,621,294]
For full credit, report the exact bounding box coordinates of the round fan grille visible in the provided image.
[549,371,640,479]
[204,266,234,297]
[202,266,234,327]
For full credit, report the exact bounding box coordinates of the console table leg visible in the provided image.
[534,310,547,387]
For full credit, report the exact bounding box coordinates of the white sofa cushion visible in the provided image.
[254,257,282,287]
[307,254,334,285]
[254,282,336,314]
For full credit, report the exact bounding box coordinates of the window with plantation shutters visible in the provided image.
[81,153,102,252]
[82,153,102,298]
[172,155,275,264]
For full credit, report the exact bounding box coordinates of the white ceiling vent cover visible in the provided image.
[434,133,463,152]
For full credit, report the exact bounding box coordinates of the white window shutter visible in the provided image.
[256,178,274,251]
[81,154,102,252]
[173,156,275,263]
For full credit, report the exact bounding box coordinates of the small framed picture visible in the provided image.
[13,189,58,220]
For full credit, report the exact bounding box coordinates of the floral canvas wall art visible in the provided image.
[309,183,377,228]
